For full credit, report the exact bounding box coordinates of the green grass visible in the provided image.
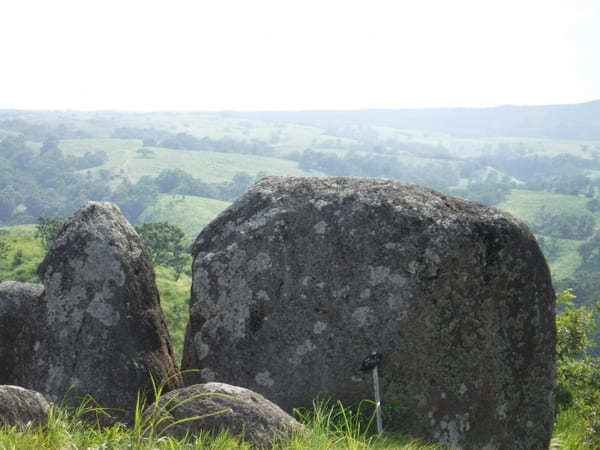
[497,189,591,225]
[0,394,449,450]
[0,224,38,236]
[154,265,191,363]
[139,194,231,240]
[552,408,587,449]
[0,226,45,283]
[5,387,581,449]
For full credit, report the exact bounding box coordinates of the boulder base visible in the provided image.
[0,385,49,426]
[143,383,304,448]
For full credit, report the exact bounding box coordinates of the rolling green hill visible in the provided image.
[58,138,320,183]
[497,189,592,224]
[0,225,45,283]
[497,190,600,282]
[139,194,231,240]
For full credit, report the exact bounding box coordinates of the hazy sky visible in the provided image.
[1,0,599,111]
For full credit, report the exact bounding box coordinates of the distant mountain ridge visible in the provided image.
[230,100,600,140]
[1,100,599,140]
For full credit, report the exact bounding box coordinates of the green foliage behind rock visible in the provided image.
[556,289,600,447]
[36,215,67,252]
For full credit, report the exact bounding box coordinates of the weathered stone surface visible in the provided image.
[182,176,555,449]
[0,282,45,386]
[0,385,49,426]
[0,202,181,423]
[143,382,304,448]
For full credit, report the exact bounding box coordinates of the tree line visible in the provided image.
[0,136,257,226]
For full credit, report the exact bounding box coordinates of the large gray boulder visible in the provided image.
[0,385,50,427]
[143,382,304,448]
[182,176,556,449]
[0,202,182,423]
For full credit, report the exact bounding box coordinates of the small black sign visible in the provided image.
[360,352,383,371]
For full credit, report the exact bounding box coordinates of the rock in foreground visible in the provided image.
[0,385,49,427]
[143,382,304,448]
[0,202,181,423]
[182,176,555,449]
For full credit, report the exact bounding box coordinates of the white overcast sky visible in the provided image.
[1,0,599,111]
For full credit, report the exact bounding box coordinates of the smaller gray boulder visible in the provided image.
[0,385,50,426]
[143,383,304,448]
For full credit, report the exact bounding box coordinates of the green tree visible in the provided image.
[536,235,560,261]
[579,232,600,270]
[0,239,9,282]
[0,239,9,261]
[142,137,156,147]
[155,169,188,193]
[532,207,595,240]
[36,215,67,252]
[555,289,600,446]
[135,222,190,280]
[110,177,158,224]
[225,171,254,200]
[136,147,155,159]
[0,186,18,221]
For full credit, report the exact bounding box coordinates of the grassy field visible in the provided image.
[0,225,45,283]
[546,238,584,281]
[58,138,320,184]
[115,112,333,151]
[496,189,595,281]
[138,194,231,240]
[374,126,600,160]
[497,189,591,224]
[153,265,191,363]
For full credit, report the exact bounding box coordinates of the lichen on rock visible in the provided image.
[1,202,182,424]
[182,176,555,449]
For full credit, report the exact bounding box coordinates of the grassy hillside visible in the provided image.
[153,265,191,362]
[139,194,230,240]
[58,138,321,184]
[496,189,598,282]
[0,225,45,283]
[497,189,591,224]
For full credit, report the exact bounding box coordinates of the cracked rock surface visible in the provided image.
[0,202,181,423]
[182,176,555,450]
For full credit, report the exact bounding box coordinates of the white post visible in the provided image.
[373,365,382,435]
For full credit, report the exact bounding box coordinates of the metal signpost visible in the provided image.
[361,351,383,435]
